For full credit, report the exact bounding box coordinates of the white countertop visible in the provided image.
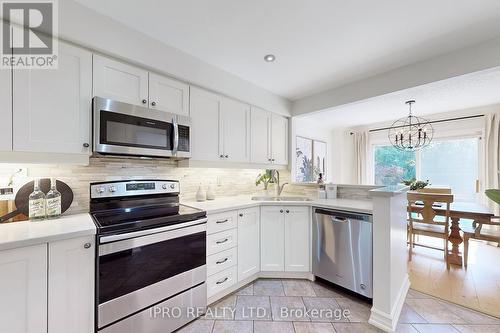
[183,195,373,215]
[0,213,96,251]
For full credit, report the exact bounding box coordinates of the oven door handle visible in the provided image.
[99,218,207,256]
[99,218,207,244]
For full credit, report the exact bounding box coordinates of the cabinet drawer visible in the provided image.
[207,229,237,256]
[207,211,238,234]
[207,266,237,298]
[207,247,237,277]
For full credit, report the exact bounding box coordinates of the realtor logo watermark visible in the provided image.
[1,0,58,69]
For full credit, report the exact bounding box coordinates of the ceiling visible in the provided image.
[75,0,500,101]
[298,67,500,129]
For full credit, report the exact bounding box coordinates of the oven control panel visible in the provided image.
[90,180,179,199]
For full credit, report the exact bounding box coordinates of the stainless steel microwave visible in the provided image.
[93,97,191,159]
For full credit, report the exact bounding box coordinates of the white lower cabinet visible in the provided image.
[284,206,310,272]
[0,236,95,333]
[48,236,95,333]
[207,265,238,298]
[206,209,239,299]
[261,206,285,271]
[237,207,260,281]
[207,247,237,276]
[261,205,310,272]
[0,244,47,333]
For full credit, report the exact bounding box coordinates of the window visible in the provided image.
[374,145,416,186]
[373,137,480,201]
[296,136,326,182]
[420,138,479,202]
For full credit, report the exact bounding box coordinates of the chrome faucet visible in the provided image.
[271,170,288,196]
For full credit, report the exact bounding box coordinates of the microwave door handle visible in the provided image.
[172,116,179,156]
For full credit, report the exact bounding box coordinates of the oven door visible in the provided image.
[97,219,207,329]
[93,97,180,158]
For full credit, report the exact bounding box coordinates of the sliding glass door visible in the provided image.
[420,138,479,201]
[373,137,480,202]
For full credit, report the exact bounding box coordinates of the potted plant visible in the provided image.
[403,178,430,191]
[486,189,500,205]
[255,170,276,195]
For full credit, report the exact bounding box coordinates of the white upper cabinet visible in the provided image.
[284,206,310,272]
[0,244,47,333]
[48,236,94,333]
[149,73,189,116]
[221,98,250,163]
[250,107,288,165]
[271,114,288,165]
[93,54,148,106]
[0,66,11,151]
[237,207,260,281]
[13,42,92,154]
[250,107,271,164]
[190,87,222,161]
[260,206,285,271]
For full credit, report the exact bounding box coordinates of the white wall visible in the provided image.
[12,1,291,116]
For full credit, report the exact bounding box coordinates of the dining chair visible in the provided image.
[462,216,500,267]
[407,191,454,269]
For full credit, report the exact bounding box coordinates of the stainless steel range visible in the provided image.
[90,180,207,333]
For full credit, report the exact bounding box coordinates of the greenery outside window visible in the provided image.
[296,136,326,183]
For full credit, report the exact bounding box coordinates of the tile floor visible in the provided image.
[176,278,500,333]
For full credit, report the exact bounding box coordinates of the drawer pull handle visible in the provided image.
[216,219,229,224]
[216,277,229,285]
[216,238,229,244]
[216,258,229,265]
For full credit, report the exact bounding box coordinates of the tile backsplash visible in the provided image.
[9,157,291,214]
[1,157,376,217]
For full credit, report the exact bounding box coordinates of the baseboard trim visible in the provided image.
[368,274,410,332]
[208,271,314,304]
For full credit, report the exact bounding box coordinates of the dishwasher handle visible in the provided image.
[314,207,372,222]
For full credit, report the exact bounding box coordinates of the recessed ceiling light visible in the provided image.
[264,54,276,62]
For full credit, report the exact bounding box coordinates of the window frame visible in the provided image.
[294,135,327,183]
[369,131,484,198]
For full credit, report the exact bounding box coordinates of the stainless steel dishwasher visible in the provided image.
[312,207,373,298]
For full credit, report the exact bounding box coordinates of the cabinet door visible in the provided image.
[250,107,271,164]
[149,73,189,116]
[237,207,260,281]
[221,98,250,163]
[48,236,95,333]
[93,54,148,106]
[0,65,11,151]
[190,87,222,161]
[0,244,47,333]
[284,206,310,272]
[260,206,285,271]
[271,114,288,165]
[13,42,92,154]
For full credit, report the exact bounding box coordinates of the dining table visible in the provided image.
[410,201,494,267]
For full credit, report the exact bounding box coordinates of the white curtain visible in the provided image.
[485,113,500,215]
[354,131,369,185]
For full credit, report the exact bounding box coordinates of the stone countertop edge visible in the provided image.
[369,185,410,197]
[184,197,373,215]
[0,213,96,251]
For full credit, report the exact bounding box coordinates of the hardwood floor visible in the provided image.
[408,236,500,318]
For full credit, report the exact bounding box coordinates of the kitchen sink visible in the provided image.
[251,196,312,202]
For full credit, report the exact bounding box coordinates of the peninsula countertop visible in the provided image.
[183,195,373,215]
